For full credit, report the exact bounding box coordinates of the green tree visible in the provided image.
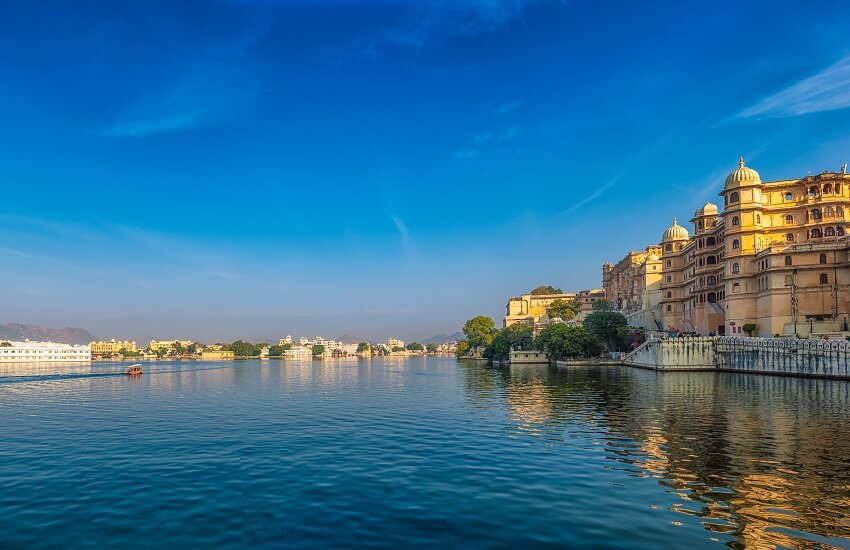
[269,343,291,356]
[187,343,200,354]
[173,341,187,355]
[356,342,371,352]
[118,347,140,358]
[583,311,629,351]
[425,342,439,354]
[455,340,470,358]
[535,324,603,361]
[312,344,325,357]
[530,285,563,295]
[229,340,261,357]
[462,316,497,349]
[742,323,758,337]
[592,299,614,312]
[483,323,534,362]
[547,298,581,320]
[391,346,406,352]
[155,347,168,358]
[406,342,424,351]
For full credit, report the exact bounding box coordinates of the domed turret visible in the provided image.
[694,202,718,217]
[724,157,761,189]
[662,217,689,242]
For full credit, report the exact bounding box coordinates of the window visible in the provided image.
[838,227,846,236]
[708,276,716,285]
[732,282,741,292]
[824,184,833,194]
[729,192,739,203]
[707,255,717,264]
[732,239,740,249]
[732,262,739,273]
[826,227,836,237]
[785,215,794,225]
[784,256,792,266]
[785,192,793,201]
[820,273,829,284]
[707,237,716,245]
[785,275,793,286]
[812,208,821,220]
[825,206,834,217]
[698,221,704,229]
[666,275,672,283]
[665,244,672,252]
[812,228,823,238]
[786,233,795,242]
[666,305,672,312]
[838,206,845,217]
[732,216,739,226]
[666,292,672,298]
[666,260,671,267]
[810,186,819,197]
[820,253,827,264]
[756,214,761,224]
[837,184,842,194]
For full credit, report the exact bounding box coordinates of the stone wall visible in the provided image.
[509,350,549,364]
[623,337,716,371]
[716,337,850,378]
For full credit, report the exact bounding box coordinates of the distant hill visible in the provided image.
[336,334,372,344]
[0,323,96,345]
[421,332,464,344]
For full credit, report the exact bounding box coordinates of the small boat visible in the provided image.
[126,364,143,376]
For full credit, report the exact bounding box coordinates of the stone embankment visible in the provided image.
[623,336,850,380]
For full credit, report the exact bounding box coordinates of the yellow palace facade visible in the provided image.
[605,159,850,337]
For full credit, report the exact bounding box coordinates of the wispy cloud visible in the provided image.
[454,149,480,159]
[558,173,625,215]
[454,126,521,159]
[738,54,850,118]
[496,100,522,115]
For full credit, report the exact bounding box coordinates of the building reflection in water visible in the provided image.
[458,363,850,549]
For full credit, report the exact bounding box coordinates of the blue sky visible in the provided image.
[2,0,850,343]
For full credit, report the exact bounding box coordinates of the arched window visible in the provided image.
[825,206,834,217]
[698,221,704,229]
[707,292,717,303]
[665,244,672,252]
[785,214,794,224]
[812,228,823,238]
[812,208,821,220]
[706,237,716,245]
[838,206,844,217]
[732,239,740,249]
[786,233,795,242]
[666,260,671,267]
[824,184,833,194]
[666,275,672,283]
[707,255,717,264]
[838,227,846,236]
[784,192,793,201]
[756,214,761,224]
[826,227,836,236]
[784,256,792,266]
[732,282,741,292]
[820,253,828,264]
[708,276,716,285]
[820,273,829,284]
[732,216,739,226]
[810,186,819,197]
[732,263,739,274]
[729,192,739,203]
[784,275,793,286]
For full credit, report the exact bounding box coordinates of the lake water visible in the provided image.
[1,357,849,548]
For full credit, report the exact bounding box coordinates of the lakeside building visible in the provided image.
[504,289,605,329]
[149,339,194,352]
[604,159,850,337]
[90,339,137,355]
[0,340,91,363]
[201,350,235,360]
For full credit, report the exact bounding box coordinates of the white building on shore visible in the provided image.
[0,340,91,363]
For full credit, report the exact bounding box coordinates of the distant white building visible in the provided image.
[0,340,91,363]
[284,347,311,358]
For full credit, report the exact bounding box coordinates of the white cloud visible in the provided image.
[738,54,850,118]
[496,100,522,115]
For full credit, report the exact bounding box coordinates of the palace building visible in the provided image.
[504,288,604,329]
[605,159,850,337]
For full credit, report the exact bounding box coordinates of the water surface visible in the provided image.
[1,358,849,548]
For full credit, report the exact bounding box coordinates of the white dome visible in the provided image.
[662,217,690,242]
[724,157,761,189]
